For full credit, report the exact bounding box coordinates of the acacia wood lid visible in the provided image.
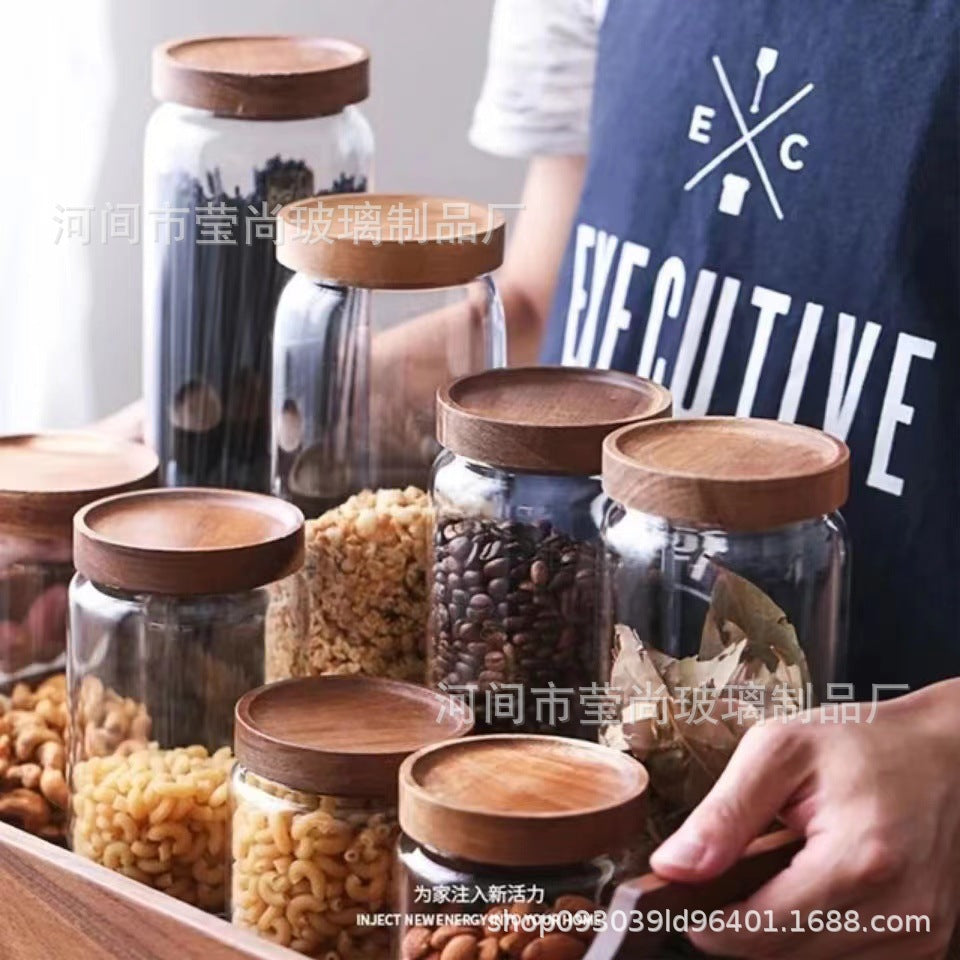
[436,367,672,475]
[276,194,505,289]
[399,735,649,866]
[153,35,369,119]
[603,417,850,530]
[235,677,474,798]
[0,433,158,540]
[74,488,304,595]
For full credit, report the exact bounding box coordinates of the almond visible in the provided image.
[520,933,588,960]
[440,933,480,960]
[402,926,433,960]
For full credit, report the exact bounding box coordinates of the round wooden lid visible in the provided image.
[74,488,304,595]
[436,367,672,475]
[399,735,648,866]
[153,35,369,119]
[276,194,505,289]
[235,677,474,798]
[0,433,158,540]
[603,417,850,530]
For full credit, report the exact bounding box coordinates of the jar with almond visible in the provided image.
[397,735,648,960]
[231,675,473,958]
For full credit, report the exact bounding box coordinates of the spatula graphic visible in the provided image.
[750,46,780,114]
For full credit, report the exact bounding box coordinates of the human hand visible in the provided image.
[651,679,960,959]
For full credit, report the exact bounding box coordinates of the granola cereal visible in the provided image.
[266,488,430,682]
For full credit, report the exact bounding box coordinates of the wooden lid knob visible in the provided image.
[602,417,850,530]
[235,677,474,798]
[74,488,304,595]
[436,367,672,475]
[153,35,369,119]
[399,735,648,866]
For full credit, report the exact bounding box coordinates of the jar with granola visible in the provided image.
[397,734,648,960]
[231,675,473,957]
[67,488,306,910]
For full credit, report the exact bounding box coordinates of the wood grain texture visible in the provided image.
[602,417,850,531]
[235,676,474,798]
[399,734,648,867]
[0,433,157,540]
[153,36,369,119]
[0,821,295,960]
[74,488,305,595]
[437,367,672,475]
[277,195,505,289]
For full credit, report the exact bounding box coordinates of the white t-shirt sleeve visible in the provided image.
[469,0,602,158]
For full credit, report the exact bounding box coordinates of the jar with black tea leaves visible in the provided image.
[429,368,671,738]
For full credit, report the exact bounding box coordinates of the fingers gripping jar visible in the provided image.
[68,488,306,910]
[144,36,373,491]
[600,418,850,839]
[271,193,507,512]
[231,676,473,957]
[429,368,671,738]
[397,735,649,960]
[0,434,157,840]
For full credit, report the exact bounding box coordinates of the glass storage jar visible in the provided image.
[397,734,648,960]
[231,675,473,957]
[600,417,850,841]
[67,488,305,911]
[0,433,157,841]
[429,368,672,737]
[144,35,373,492]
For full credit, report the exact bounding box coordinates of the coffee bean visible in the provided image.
[483,558,509,580]
[530,561,549,586]
[469,593,493,611]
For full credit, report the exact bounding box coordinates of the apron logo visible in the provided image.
[685,49,815,221]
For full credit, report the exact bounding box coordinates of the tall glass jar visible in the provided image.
[600,417,850,845]
[0,433,156,842]
[263,195,506,687]
[67,488,306,911]
[397,734,648,959]
[144,36,373,492]
[428,368,672,738]
[231,676,473,957]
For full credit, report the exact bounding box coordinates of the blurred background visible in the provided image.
[0,0,524,432]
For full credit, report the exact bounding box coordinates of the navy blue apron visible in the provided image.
[545,0,960,696]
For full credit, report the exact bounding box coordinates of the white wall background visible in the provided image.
[0,0,524,429]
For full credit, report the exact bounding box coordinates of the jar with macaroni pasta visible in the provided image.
[397,734,649,960]
[231,676,473,958]
[67,488,306,911]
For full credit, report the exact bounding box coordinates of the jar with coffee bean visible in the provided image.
[231,676,473,957]
[429,368,671,737]
[272,194,506,513]
[397,734,648,960]
[67,488,307,910]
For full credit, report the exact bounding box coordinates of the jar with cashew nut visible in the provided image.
[231,676,474,958]
[397,735,649,960]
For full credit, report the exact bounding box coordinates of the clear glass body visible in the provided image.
[271,274,506,513]
[397,836,621,957]
[231,765,397,958]
[428,454,604,738]
[601,503,849,842]
[143,101,374,492]
[66,572,305,911]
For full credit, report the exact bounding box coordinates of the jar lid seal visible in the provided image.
[235,677,474,798]
[602,417,850,530]
[0,433,158,540]
[276,194,505,289]
[73,488,304,595]
[153,35,369,119]
[399,735,649,866]
[436,367,672,475]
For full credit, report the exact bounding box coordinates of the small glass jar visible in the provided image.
[231,676,473,957]
[397,735,648,958]
[600,418,850,840]
[144,36,373,492]
[67,488,306,911]
[428,368,672,737]
[0,434,156,842]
